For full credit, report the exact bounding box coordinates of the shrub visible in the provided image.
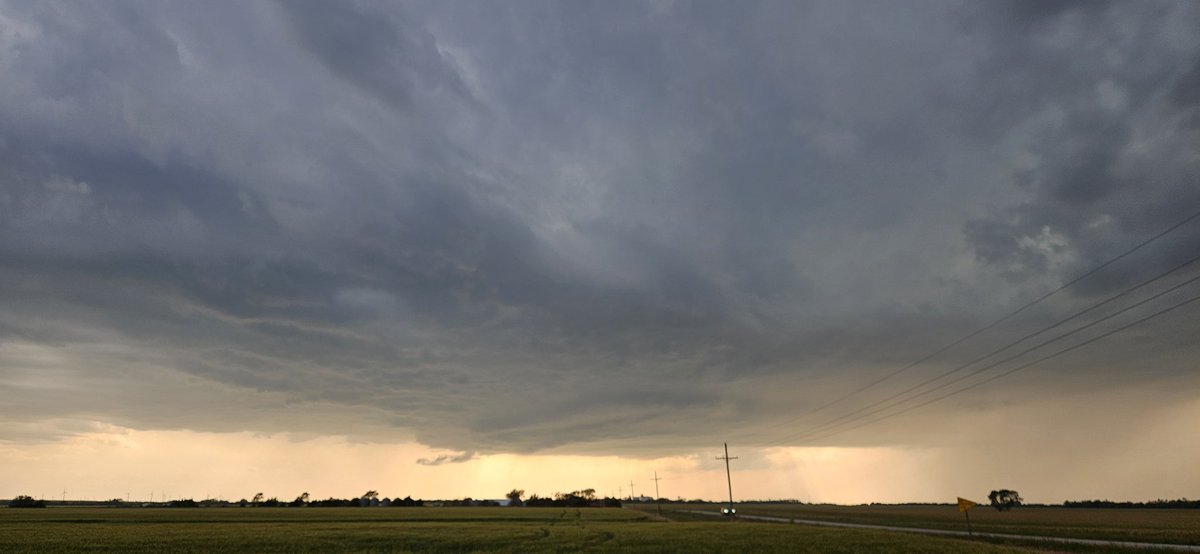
[8,495,46,508]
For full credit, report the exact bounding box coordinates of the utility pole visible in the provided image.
[651,471,663,515]
[716,442,738,516]
[629,480,635,501]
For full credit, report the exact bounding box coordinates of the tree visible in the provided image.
[362,490,378,499]
[988,489,1023,511]
[251,492,264,506]
[8,495,46,508]
[506,489,524,507]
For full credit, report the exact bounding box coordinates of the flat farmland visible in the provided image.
[0,506,1021,553]
[640,503,1200,547]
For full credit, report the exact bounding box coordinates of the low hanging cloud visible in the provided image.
[416,451,479,466]
[0,0,1198,460]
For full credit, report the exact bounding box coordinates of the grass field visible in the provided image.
[635,503,1200,548]
[0,506,1023,553]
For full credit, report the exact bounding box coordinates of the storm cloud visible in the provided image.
[2,1,1199,457]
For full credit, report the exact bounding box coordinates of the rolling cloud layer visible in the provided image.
[2,1,1199,457]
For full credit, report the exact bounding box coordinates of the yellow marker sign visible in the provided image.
[957,497,978,512]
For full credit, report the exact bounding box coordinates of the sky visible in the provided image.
[1,0,1199,505]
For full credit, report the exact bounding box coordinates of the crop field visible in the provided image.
[637,503,1200,549]
[0,506,1022,553]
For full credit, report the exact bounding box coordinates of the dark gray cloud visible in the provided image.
[416,451,477,466]
[1,0,1199,454]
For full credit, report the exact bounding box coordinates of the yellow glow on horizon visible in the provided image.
[4,396,1198,505]
[2,424,935,503]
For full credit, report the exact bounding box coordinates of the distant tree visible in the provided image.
[550,490,594,507]
[8,495,46,508]
[363,490,378,499]
[387,495,421,507]
[290,492,310,507]
[580,488,596,500]
[1063,498,1200,509]
[251,492,264,506]
[524,494,552,507]
[506,489,525,507]
[988,489,1023,511]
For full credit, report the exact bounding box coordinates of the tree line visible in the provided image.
[506,488,622,508]
[1063,498,1200,509]
[233,491,428,507]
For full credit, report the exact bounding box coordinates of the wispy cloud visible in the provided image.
[416,451,478,466]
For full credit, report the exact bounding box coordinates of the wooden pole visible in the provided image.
[715,443,738,516]
[652,471,663,515]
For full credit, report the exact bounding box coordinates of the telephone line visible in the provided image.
[763,206,1200,432]
[797,290,1200,445]
[763,256,1200,445]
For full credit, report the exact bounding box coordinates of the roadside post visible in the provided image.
[957,497,978,538]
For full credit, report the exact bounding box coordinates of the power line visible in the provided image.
[798,289,1200,445]
[780,271,1200,443]
[763,256,1200,446]
[763,207,1200,432]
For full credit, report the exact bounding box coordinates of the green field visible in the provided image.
[0,506,1022,553]
[636,503,1200,548]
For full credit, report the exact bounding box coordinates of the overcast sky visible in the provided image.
[2,0,1199,503]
